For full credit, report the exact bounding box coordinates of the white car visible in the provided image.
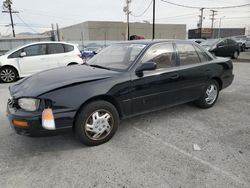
[0,42,83,83]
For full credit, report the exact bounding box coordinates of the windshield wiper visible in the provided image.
[88,64,111,70]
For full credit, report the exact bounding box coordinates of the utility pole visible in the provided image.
[199,8,204,39]
[56,23,60,41]
[210,10,217,39]
[51,24,55,41]
[2,0,18,37]
[123,0,131,40]
[152,0,155,40]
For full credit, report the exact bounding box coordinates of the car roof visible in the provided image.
[115,39,196,45]
[22,41,76,46]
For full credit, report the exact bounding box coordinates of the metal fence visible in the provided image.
[0,36,52,55]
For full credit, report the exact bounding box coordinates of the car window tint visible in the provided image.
[193,45,210,62]
[23,44,46,57]
[48,44,64,54]
[8,49,22,58]
[141,43,175,69]
[64,44,74,52]
[176,43,200,65]
[227,39,236,45]
[218,40,227,46]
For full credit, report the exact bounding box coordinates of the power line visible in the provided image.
[131,0,153,17]
[155,12,198,20]
[160,0,250,9]
[14,13,38,33]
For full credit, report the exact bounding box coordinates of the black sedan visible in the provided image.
[7,40,234,146]
[200,38,240,59]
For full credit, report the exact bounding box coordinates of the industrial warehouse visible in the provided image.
[59,21,186,41]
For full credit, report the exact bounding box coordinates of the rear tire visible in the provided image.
[0,67,18,83]
[241,44,246,52]
[195,80,219,109]
[232,51,239,59]
[74,100,119,146]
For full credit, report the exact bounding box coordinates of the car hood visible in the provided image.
[10,65,119,98]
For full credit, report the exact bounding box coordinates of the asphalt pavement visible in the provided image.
[0,62,249,188]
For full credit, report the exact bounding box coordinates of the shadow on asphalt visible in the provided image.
[4,103,199,157]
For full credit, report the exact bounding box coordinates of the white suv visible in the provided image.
[0,42,83,83]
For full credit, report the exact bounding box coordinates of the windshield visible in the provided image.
[87,43,146,71]
[200,39,220,47]
[4,45,24,55]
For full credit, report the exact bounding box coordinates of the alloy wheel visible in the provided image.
[0,68,16,82]
[205,84,218,105]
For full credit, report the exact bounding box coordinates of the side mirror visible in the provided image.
[20,52,26,57]
[135,62,157,77]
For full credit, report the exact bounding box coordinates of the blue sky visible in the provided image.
[0,0,250,35]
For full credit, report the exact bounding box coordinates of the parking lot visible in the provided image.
[0,62,249,188]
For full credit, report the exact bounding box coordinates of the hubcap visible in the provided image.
[0,69,15,82]
[84,110,113,140]
[205,84,218,105]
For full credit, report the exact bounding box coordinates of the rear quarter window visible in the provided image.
[193,45,212,62]
[63,44,74,52]
[176,43,200,65]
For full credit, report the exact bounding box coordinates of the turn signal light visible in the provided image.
[12,120,28,127]
[42,108,56,130]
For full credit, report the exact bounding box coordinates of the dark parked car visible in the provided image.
[7,40,234,146]
[200,38,240,59]
[188,39,205,44]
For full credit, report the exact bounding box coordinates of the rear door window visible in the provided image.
[176,43,200,65]
[226,39,236,45]
[47,44,64,54]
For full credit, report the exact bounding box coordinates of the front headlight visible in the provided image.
[18,98,40,111]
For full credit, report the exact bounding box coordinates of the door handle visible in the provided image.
[170,73,179,79]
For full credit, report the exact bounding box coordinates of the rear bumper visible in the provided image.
[7,105,75,136]
[222,74,234,89]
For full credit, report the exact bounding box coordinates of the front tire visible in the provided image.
[195,80,219,109]
[0,67,18,83]
[74,100,119,146]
